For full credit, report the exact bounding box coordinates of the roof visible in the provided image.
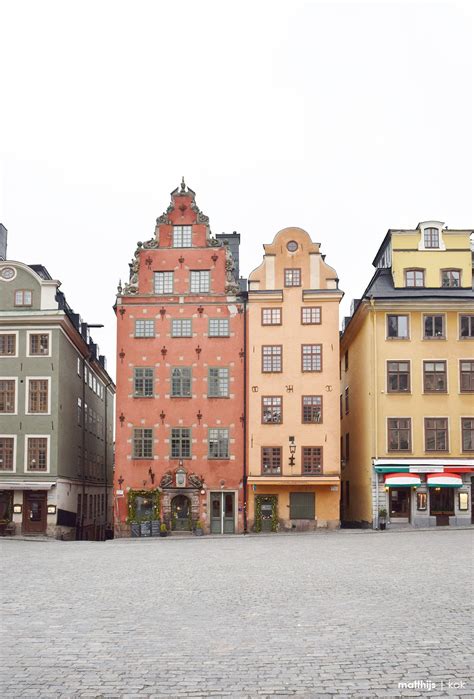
[366,268,474,299]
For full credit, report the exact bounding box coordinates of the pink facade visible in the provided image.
[114,182,245,535]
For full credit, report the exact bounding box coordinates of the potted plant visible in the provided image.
[379,508,388,530]
[159,523,168,538]
[194,520,204,536]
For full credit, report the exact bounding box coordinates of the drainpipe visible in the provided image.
[103,379,113,541]
[80,356,87,541]
[370,298,379,529]
[243,298,248,534]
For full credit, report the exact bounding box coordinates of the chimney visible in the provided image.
[0,224,7,261]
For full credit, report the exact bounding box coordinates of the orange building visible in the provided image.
[246,227,343,531]
[114,181,245,535]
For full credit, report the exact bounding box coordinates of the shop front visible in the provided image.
[374,460,473,528]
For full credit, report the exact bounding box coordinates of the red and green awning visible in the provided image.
[384,473,421,487]
[427,473,463,488]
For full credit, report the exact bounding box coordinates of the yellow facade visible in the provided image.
[340,221,474,527]
[247,227,343,530]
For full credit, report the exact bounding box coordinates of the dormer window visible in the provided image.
[173,225,192,248]
[405,269,424,287]
[424,227,440,248]
[442,269,461,288]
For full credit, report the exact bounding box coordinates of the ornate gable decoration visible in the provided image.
[160,467,204,490]
[156,177,210,225]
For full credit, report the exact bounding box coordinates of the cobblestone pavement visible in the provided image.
[1,529,473,699]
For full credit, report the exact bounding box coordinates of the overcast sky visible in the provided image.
[1,0,472,381]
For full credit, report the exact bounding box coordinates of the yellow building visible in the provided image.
[340,221,474,528]
[246,227,343,531]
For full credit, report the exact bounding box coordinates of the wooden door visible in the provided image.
[23,492,47,534]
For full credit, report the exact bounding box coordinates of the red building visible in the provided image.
[114,181,246,535]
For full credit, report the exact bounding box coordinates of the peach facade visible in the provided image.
[246,227,343,530]
[114,182,245,535]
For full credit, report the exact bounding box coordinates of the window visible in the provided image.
[290,493,315,519]
[27,437,48,470]
[134,368,154,397]
[77,398,82,425]
[424,315,445,339]
[173,225,192,248]
[171,319,192,337]
[262,447,281,475]
[171,367,191,397]
[441,269,461,288]
[171,427,191,458]
[208,367,229,397]
[301,307,321,325]
[425,418,448,451]
[344,387,349,414]
[284,268,301,287]
[0,380,15,413]
[154,271,174,294]
[460,315,474,339]
[302,396,322,424]
[287,240,298,252]
[460,360,474,392]
[0,379,16,413]
[134,320,155,338]
[424,227,439,248]
[387,361,410,392]
[462,418,474,452]
[14,290,32,306]
[190,270,210,293]
[262,345,282,373]
[132,428,153,459]
[423,361,447,392]
[0,334,16,356]
[388,418,411,451]
[209,318,229,336]
[344,351,349,371]
[77,358,81,376]
[0,437,14,471]
[302,447,322,474]
[262,396,282,424]
[208,428,229,459]
[262,308,281,325]
[28,379,49,413]
[302,344,322,372]
[387,315,409,339]
[345,433,350,460]
[405,269,424,287]
[339,394,343,419]
[29,333,50,355]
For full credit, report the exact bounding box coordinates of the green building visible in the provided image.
[0,260,115,539]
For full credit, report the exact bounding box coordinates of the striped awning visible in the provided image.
[427,473,463,488]
[384,473,421,487]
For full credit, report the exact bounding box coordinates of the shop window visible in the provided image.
[290,492,315,519]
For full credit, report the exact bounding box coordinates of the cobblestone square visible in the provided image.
[1,529,472,698]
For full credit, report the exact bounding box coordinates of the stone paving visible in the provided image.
[0,529,473,698]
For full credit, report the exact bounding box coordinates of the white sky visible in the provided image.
[1,0,472,381]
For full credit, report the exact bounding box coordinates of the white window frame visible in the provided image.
[24,434,51,473]
[0,331,19,358]
[0,376,18,415]
[0,434,17,473]
[171,319,193,337]
[26,330,52,358]
[25,377,51,415]
[417,222,446,251]
[154,271,174,294]
[172,225,192,248]
[190,270,210,293]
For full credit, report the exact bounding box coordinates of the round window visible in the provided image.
[286,240,298,252]
[0,267,16,281]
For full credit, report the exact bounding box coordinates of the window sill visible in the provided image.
[133,395,155,399]
[170,395,192,399]
[387,391,412,395]
[207,457,230,461]
[207,396,230,399]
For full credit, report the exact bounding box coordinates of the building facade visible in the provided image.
[340,221,474,528]
[114,181,246,536]
[246,227,343,531]
[0,261,115,539]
